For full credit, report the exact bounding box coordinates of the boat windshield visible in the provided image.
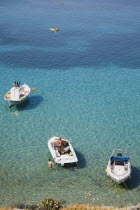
[111,156,129,163]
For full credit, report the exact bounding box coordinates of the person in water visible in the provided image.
[48,159,54,168]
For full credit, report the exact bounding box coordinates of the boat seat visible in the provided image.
[54,145,58,149]
[53,141,59,150]
[115,161,124,166]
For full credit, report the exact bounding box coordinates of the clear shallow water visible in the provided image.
[0,0,140,207]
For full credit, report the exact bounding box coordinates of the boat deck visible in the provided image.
[111,165,128,176]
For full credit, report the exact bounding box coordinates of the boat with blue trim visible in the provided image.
[106,149,131,184]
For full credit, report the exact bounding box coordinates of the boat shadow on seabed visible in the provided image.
[122,166,140,190]
[116,166,140,193]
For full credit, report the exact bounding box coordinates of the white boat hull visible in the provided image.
[7,96,29,107]
[4,84,31,107]
[48,136,78,166]
[106,149,131,184]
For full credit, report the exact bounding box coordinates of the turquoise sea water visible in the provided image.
[0,0,140,207]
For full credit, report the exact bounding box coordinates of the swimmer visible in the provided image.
[48,159,54,168]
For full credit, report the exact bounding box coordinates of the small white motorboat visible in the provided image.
[106,149,131,184]
[4,81,31,108]
[49,28,59,32]
[48,136,78,166]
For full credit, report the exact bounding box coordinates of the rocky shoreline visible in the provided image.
[0,204,140,210]
[0,198,139,210]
